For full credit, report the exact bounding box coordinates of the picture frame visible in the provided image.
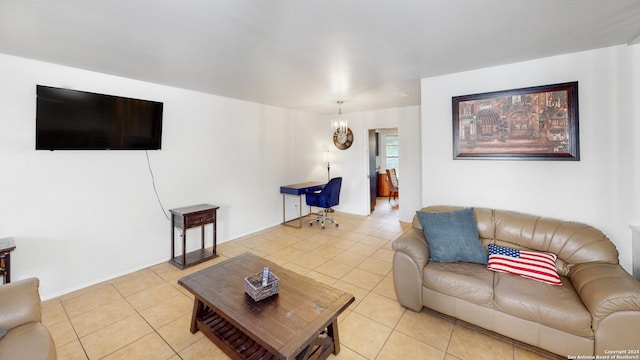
[452,82,579,160]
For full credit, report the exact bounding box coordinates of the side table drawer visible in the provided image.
[185,212,214,228]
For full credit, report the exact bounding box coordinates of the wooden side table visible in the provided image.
[169,204,219,269]
[0,237,16,284]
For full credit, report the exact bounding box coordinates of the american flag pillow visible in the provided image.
[487,244,562,285]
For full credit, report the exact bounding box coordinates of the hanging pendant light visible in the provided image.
[332,101,348,141]
[332,101,353,150]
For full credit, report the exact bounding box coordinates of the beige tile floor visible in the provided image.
[41,198,563,360]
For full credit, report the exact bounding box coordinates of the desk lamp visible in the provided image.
[323,150,331,182]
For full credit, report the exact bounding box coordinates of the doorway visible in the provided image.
[368,128,399,214]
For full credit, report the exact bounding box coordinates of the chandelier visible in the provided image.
[332,101,350,146]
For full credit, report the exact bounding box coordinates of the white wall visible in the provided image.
[0,53,323,299]
[628,45,640,234]
[421,45,640,273]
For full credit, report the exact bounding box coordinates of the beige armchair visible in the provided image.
[0,278,56,360]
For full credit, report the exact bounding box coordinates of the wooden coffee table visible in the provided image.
[178,253,355,360]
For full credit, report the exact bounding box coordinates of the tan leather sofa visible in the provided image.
[0,278,56,360]
[392,206,640,357]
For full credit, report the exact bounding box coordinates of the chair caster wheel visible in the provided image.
[335,224,339,227]
[321,225,325,229]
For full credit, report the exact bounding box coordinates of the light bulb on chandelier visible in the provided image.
[331,101,353,150]
[332,101,349,144]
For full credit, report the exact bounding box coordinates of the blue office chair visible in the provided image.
[306,177,342,229]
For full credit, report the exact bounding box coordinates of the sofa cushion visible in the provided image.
[487,244,562,285]
[423,262,494,307]
[491,210,618,273]
[493,272,593,337]
[416,208,487,265]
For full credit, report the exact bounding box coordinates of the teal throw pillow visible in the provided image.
[416,208,487,264]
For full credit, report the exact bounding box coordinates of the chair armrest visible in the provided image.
[0,278,42,331]
[570,263,640,330]
[392,228,430,272]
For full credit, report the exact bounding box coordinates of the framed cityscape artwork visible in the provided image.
[452,82,579,160]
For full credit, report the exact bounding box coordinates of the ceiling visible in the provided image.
[1,1,639,115]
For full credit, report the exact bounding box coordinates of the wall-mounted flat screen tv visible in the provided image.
[36,85,163,150]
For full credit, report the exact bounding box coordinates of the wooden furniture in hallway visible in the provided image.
[377,172,390,197]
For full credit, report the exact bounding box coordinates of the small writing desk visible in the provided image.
[280,181,324,228]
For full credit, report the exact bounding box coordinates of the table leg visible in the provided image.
[171,214,175,261]
[327,318,340,355]
[282,193,286,224]
[190,298,204,334]
[201,224,205,250]
[299,194,303,227]
[182,225,186,268]
[212,211,217,255]
[0,254,7,284]
[5,254,9,283]
[297,321,337,360]
[281,193,304,228]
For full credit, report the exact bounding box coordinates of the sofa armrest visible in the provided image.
[392,228,430,270]
[0,278,42,331]
[392,228,429,311]
[570,263,640,330]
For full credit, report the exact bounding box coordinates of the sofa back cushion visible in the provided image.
[492,210,618,274]
[412,206,495,240]
[416,208,488,264]
[414,206,619,276]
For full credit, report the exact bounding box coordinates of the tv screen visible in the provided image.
[36,85,163,150]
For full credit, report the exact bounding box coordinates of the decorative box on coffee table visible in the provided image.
[244,270,280,302]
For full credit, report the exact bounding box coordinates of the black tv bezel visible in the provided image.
[35,85,163,151]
